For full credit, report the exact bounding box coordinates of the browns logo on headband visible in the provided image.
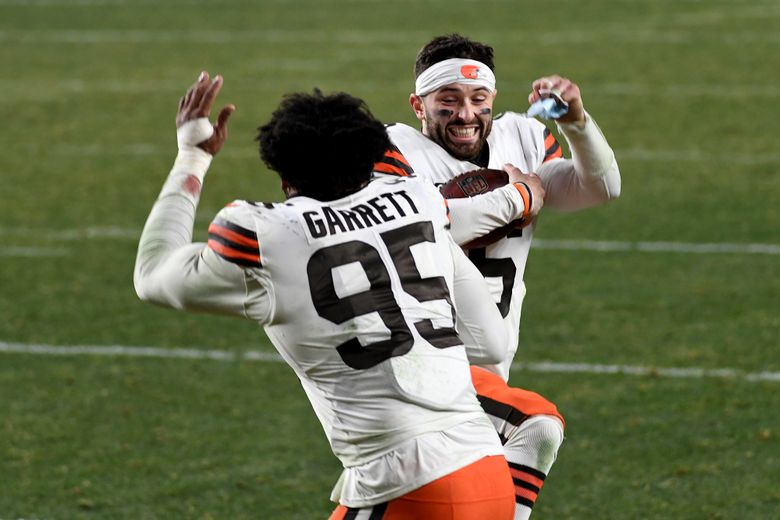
[460,64,479,79]
[415,58,497,96]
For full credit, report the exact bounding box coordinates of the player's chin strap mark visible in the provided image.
[415,58,496,96]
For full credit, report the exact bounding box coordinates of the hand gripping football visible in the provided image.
[439,168,533,249]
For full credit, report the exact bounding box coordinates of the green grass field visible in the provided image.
[2,0,779,518]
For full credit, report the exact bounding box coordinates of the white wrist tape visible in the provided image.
[177,118,214,149]
[415,58,496,96]
[172,147,212,178]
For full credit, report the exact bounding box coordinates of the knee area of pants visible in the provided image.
[509,415,565,452]
[502,416,564,474]
[530,416,565,451]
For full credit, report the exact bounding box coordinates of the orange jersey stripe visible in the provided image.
[542,128,563,163]
[384,149,411,167]
[374,162,411,176]
[543,129,563,162]
[513,182,532,218]
[545,145,563,161]
[207,239,260,264]
[208,223,259,249]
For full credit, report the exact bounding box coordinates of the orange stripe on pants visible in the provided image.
[329,455,514,520]
[470,366,565,427]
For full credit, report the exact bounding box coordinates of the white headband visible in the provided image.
[415,58,496,96]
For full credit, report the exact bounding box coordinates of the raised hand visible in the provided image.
[528,75,585,125]
[176,71,235,156]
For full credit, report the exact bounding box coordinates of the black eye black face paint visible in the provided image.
[436,109,454,118]
[479,108,492,115]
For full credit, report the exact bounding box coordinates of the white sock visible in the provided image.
[503,415,565,520]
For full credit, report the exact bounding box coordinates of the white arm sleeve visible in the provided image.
[537,112,621,211]
[447,184,528,245]
[133,122,272,321]
[449,236,509,364]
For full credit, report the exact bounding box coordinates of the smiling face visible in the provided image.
[411,83,496,161]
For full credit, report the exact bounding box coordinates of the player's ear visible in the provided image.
[281,180,297,199]
[409,94,425,121]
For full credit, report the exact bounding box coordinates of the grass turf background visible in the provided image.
[1,0,778,518]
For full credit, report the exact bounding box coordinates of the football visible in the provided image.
[439,168,532,249]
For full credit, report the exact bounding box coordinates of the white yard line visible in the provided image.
[1,0,774,5]
[0,225,149,241]
[11,142,777,164]
[0,0,420,5]
[0,29,432,45]
[1,226,778,257]
[5,80,780,101]
[531,239,780,255]
[519,361,780,383]
[593,83,780,98]
[0,246,69,257]
[1,28,779,45]
[617,148,780,165]
[1,341,777,382]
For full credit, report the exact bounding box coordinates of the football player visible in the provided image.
[373,34,621,520]
[134,72,544,518]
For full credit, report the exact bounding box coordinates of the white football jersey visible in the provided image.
[136,168,506,507]
[206,177,494,464]
[383,114,553,379]
[381,112,620,380]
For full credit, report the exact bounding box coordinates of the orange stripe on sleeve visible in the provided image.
[373,162,411,177]
[384,149,411,167]
[374,146,414,176]
[513,182,532,219]
[543,129,563,162]
[207,239,261,266]
[545,145,563,161]
[208,223,259,249]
